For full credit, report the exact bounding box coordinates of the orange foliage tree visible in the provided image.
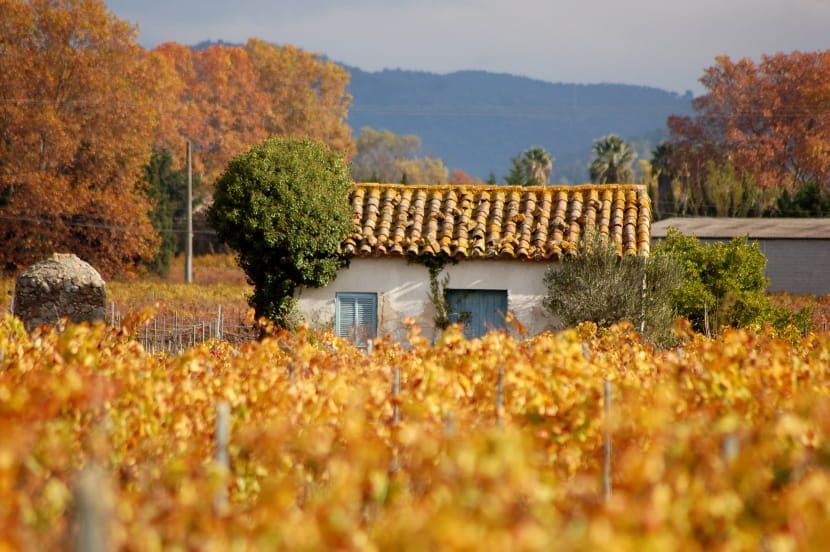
[668,51,830,192]
[0,0,162,276]
[152,42,270,184]
[153,39,354,185]
[448,168,480,186]
[0,1,356,276]
[245,39,354,158]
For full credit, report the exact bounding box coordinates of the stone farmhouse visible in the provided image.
[296,183,652,346]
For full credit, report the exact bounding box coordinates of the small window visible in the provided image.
[335,292,377,347]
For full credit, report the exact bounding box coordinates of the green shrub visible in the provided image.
[143,149,196,275]
[776,180,830,217]
[654,228,810,334]
[208,138,352,324]
[543,237,683,346]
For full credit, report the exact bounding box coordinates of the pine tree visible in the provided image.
[504,155,528,186]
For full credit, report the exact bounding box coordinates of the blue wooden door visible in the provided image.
[445,289,508,339]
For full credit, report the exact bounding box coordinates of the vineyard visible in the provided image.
[2,315,830,550]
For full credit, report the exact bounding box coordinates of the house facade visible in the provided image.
[296,183,652,345]
[652,217,830,296]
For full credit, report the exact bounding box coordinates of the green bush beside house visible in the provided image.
[208,138,352,325]
[654,228,811,335]
[543,229,810,345]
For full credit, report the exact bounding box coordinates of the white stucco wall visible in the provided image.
[295,257,558,343]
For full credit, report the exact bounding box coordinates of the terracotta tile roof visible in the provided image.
[342,183,651,260]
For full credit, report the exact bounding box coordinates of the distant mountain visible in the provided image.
[192,39,240,50]
[345,67,694,183]
[188,42,693,182]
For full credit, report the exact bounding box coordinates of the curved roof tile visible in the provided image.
[345,183,651,260]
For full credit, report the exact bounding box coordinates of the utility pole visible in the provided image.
[185,140,193,284]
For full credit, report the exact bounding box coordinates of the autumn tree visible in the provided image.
[0,0,161,276]
[151,42,270,185]
[245,39,353,157]
[350,127,449,184]
[350,127,420,181]
[668,51,830,193]
[395,157,449,185]
[699,162,776,217]
[448,169,481,186]
[153,40,354,186]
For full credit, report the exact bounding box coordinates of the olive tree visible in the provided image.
[544,237,683,346]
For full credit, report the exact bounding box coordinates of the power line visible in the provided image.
[3,95,830,117]
[0,98,113,105]
[350,104,830,119]
[0,214,216,235]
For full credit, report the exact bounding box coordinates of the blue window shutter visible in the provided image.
[355,294,377,344]
[336,293,377,346]
[336,296,356,340]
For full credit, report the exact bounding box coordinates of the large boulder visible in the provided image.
[14,253,106,331]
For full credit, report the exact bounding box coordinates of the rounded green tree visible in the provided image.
[208,138,352,324]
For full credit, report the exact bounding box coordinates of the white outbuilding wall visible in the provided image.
[295,257,559,343]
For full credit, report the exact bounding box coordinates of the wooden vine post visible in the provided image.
[602,379,613,502]
[214,401,231,515]
[216,305,223,341]
[72,465,108,552]
[495,365,504,425]
[389,363,402,474]
[722,433,740,463]
[392,364,401,424]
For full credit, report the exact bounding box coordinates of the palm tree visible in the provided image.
[521,147,554,186]
[589,135,637,183]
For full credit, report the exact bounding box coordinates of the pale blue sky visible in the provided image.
[109,0,830,94]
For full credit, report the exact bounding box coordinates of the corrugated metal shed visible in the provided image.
[651,217,830,295]
[651,217,830,239]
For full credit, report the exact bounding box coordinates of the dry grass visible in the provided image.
[110,254,251,322]
[106,280,251,321]
[158,253,248,285]
[0,279,12,313]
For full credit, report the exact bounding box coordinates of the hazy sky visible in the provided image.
[108,0,830,94]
